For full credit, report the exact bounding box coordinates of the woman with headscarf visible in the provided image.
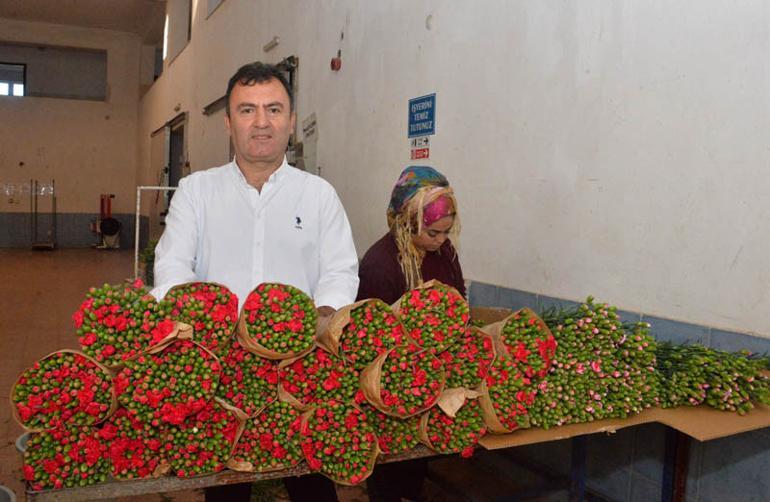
[357,165,465,304]
[359,166,465,502]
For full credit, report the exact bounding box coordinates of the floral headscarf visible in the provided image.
[386,166,460,290]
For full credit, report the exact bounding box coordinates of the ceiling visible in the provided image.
[0,0,167,44]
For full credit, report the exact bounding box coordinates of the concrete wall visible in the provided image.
[0,42,107,100]
[138,0,770,338]
[0,19,142,246]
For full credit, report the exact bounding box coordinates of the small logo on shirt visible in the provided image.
[294,216,303,229]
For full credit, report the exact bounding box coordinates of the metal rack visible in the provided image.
[30,179,56,250]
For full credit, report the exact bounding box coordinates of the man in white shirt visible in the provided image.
[152,62,359,318]
[151,63,357,501]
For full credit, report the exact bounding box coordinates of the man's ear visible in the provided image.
[224,113,232,136]
[290,111,297,131]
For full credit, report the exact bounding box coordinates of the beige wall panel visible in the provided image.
[0,19,141,215]
[137,0,770,337]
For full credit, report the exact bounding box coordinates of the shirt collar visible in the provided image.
[230,156,290,190]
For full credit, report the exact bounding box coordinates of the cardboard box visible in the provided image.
[470,306,513,326]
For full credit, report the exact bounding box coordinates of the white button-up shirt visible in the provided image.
[151,158,359,311]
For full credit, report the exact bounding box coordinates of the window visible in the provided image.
[164,0,192,64]
[0,63,25,97]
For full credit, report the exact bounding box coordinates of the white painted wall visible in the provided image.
[0,19,142,214]
[138,0,770,337]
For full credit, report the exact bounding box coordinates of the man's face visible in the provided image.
[225,78,295,170]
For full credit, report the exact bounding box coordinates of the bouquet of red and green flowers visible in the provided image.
[366,407,421,455]
[318,299,405,369]
[216,340,278,416]
[229,400,303,472]
[24,426,109,490]
[438,327,496,390]
[239,283,317,359]
[478,358,535,433]
[12,350,115,431]
[279,347,360,409]
[361,343,445,418]
[160,282,238,357]
[419,396,486,457]
[101,408,167,480]
[114,338,221,426]
[395,280,470,353]
[162,399,245,478]
[492,308,557,379]
[299,400,379,485]
[73,279,168,367]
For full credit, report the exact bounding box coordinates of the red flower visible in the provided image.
[80,332,98,346]
[72,310,85,328]
[259,433,274,450]
[514,342,530,362]
[43,459,59,474]
[344,413,359,429]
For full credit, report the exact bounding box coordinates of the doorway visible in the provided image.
[169,120,185,195]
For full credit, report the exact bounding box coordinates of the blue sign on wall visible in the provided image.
[408,93,436,137]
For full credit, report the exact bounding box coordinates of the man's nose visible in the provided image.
[252,108,269,127]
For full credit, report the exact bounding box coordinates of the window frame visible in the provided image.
[0,61,26,97]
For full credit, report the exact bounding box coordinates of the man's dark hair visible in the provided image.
[225,62,293,115]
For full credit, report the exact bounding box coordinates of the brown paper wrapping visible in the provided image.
[162,281,239,354]
[392,280,469,351]
[477,378,530,434]
[316,299,392,357]
[120,329,222,411]
[235,283,317,361]
[436,388,482,418]
[276,350,320,412]
[213,397,253,472]
[164,281,236,309]
[418,389,483,452]
[392,279,467,316]
[144,320,194,354]
[237,313,315,361]
[226,400,302,473]
[360,347,446,418]
[299,404,381,486]
[417,412,433,449]
[480,307,553,359]
[11,349,118,432]
[113,419,172,481]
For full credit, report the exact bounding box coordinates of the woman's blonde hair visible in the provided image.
[388,186,461,290]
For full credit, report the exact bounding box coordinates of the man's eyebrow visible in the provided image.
[236,101,284,110]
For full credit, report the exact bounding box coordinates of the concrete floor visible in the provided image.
[0,249,206,501]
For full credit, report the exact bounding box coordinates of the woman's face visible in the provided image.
[412,215,455,252]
